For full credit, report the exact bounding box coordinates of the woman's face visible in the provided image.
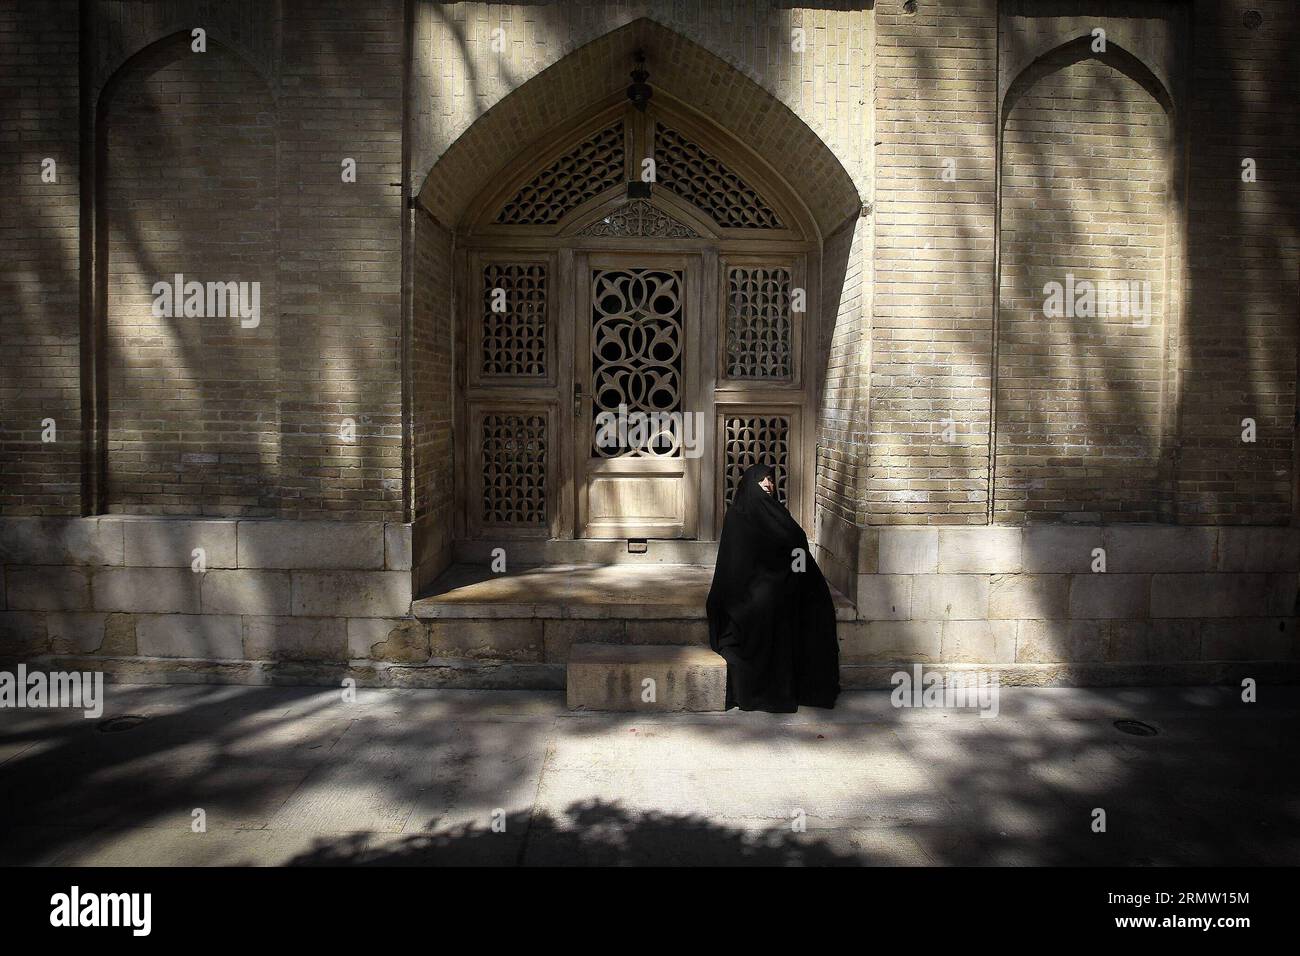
[758,474,774,495]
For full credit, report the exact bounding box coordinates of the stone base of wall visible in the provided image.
[842,661,1300,689]
[3,518,1298,690]
[30,654,563,690]
[849,526,1300,679]
[813,506,863,601]
[412,510,454,599]
[0,515,417,664]
[11,655,1295,692]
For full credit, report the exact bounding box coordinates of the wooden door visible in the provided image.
[574,252,702,539]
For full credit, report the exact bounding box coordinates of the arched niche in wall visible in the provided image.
[90,31,279,516]
[415,20,863,553]
[993,36,1181,524]
[451,88,819,544]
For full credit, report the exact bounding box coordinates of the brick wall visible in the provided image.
[813,215,869,595]
[817,217,868,527]
[868,0,999,526]
[274,0,405,519]
[411,208,454,589]
[0,0,81,516]
[102,40,280,515]
[994,54,1171,523]
[865,0,1297,528]
[2,0,408,521]
[411,2,868,235]
[1179,0,1299,524]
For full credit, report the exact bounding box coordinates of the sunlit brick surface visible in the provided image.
[995,55,1170,523]
[103,43,279,515]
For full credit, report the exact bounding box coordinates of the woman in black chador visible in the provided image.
[706,463,840,713]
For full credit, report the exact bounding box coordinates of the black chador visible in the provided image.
[706,463,840,712]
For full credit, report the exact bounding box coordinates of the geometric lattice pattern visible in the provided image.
[495,122,624,226]
[590,268,685,458]
[481,413,547,525]
[725,266,793,378]
[723,414,790,507]
[481,263,547,377]
[655,123,783,229]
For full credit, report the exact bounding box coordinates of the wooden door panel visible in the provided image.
[713,404,802,537]
[575,255,700,539]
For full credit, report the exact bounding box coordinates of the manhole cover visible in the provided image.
[97,715,149,734]
[1113,718,1158,737]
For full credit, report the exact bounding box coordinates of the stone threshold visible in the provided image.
[412,562,857,621]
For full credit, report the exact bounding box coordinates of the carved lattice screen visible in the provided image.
[480,263,548,378]
[480,412,547,526]
[654,123,782,230]
[725,266,793,379]
[590,268,685,458]
[723,414,790,506]
[495,122,625,226]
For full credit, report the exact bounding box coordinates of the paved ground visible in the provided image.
[1,684,1296,866]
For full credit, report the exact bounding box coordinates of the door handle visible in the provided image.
[573,382,583,418]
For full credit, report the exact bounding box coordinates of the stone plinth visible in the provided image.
[566,643,727,713]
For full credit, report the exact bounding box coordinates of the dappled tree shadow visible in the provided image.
[1,684,1296,866]
[286,802,868,866]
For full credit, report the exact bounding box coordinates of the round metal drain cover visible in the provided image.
[97,715,149,733]
[1114,718,1158,737]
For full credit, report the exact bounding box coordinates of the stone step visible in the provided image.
[454,539,720,566]
[566,643,728,712]
[412,562,856,623]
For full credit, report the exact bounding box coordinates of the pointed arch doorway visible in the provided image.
[455,92,821,549]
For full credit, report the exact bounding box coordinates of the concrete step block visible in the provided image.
[566,643,727,712]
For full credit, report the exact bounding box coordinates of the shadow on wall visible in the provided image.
[83,15,409,521]
[992,11,1299,527]
[867,5,1297,537]
[96,33,280,516]
[860,4,1299,664]
[997,36,1177,524]
[1173,2,1300,525]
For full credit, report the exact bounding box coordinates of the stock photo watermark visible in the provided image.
[593,403,706,458]
[1042,273,1152,326]
[50,886,151,936]
[0,665,104,719]
[890,664,1000,718]
[151,273,261,328]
